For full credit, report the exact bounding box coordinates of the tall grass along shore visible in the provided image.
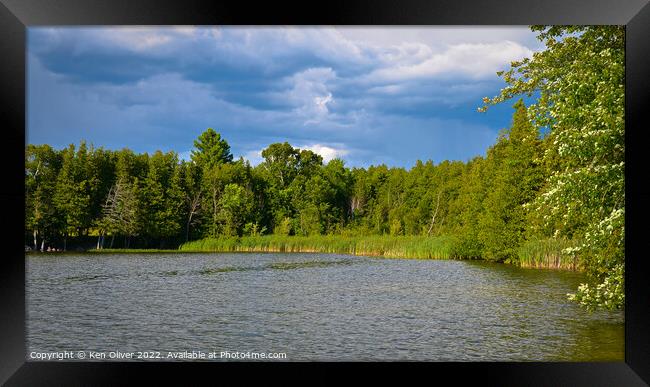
[517,238,581,270]
[178,235,581,270]
[180,235,456,260]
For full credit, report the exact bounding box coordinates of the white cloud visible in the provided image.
[282,67,337,125]
[243,143,349,165]
[364,41,534,83]
[29,26,543,167]
[337,26,543,50]
[300,143,349,162]
[243,149,264,166]
[34,27,188,55]
[31,26,539,76]
[105,28,174,51]
[178,150,193,162]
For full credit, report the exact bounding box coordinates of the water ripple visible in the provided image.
[26,252,623,361]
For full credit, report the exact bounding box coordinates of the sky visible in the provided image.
[27,26,543,168]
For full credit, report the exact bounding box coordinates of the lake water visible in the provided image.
[26,253,624,361]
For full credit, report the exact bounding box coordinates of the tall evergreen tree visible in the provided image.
[53,143,93,250]
[190,128,233,170]
[478,100,543,262]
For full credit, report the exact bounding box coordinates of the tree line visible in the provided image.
[25,26,624,310]
[25,105,540,256]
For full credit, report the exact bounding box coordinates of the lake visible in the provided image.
[26,252,623,361]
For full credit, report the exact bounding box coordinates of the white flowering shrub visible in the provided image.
[481,26,625,310]
[568,263,624,311]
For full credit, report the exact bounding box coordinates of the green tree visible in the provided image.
[189,129,237,237]
[201,160,249,237]
[259,142,302,231]
[97,176,140,248]
[53,143,94,250]
[179,161,203,242]
[481,26,625,309]
[261,142,301,189]
[321,158,353,231]
[218,183,254,236]
[25,144,62,251]
[140,151,184,247]
[191,128,233,170]
[450,157,487,258]
[477,100,543,262]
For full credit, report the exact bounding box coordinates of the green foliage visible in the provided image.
[24,29,623,314]
[517,237,579,269]
[448,232,483,259]
[260,142,302,189]
[273,217,292,236]
[243,222,266,236]
[481,26,625,310]
[568,263,624,311]
[180,234,456,259]
[389,219,403,236]
[477,101,544,262]
[98,177,140,240]
[218,183,254,236]
[141,151,184,242]
[190,128,233,169]
[53,143,93,237]
[25,144,62,250]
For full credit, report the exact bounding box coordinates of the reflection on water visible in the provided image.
[26,253,623,361]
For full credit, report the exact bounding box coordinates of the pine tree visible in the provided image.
[478,100,543,262]
[190,128,233,170]
[53,143,93,250]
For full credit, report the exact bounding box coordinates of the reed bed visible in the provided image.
[179,235,456,260]
[87,235,583,272]
[517,238,581,270]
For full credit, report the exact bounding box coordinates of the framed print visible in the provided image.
[1,0,649,385]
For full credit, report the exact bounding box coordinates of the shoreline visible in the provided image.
[26,235,582,272]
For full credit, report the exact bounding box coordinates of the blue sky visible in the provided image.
[27,26,543,168]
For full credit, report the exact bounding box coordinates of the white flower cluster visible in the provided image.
[567,263,624,310]
[562,246,582,255]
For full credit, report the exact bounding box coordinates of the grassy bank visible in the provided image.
[180,235,582,271]
[87,248,186,254]
[517,238,580,270]
[65,235,581,271]
[180,235,457,260]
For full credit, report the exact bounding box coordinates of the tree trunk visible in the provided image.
[63,236,67,251]
[96,232,102,250]
[212,188,218,237]
[40,239,45,252]
[110,235,115,249]
[33,230,38,251]
[427,191,442,237]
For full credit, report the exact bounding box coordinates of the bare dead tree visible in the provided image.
[97,184,116,249]
[427,190,443,237]
[349,195,365,218]
[185,191,202,242]
[99,178,139,248]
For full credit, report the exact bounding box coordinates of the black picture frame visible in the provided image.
[1,0,649,385]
